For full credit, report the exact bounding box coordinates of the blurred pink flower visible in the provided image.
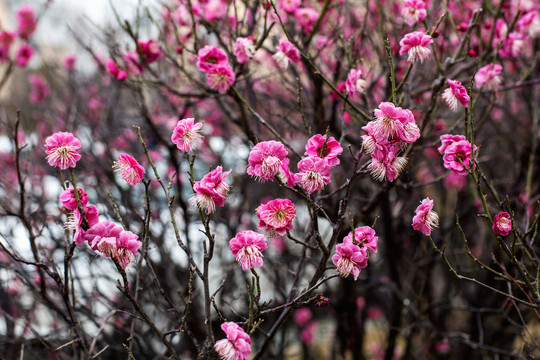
[402,0,427,26]
[493,211,512,236]
[294,307,312,327]
[257,198,296,238]
[273,39,301,69]
[442,79,470,110]
[106,59,127,80]
[300,321,317,344]
[60,187,88,211]
[305,134,343,167]
[16,4,37,40]
[475,64,502,89]
[295,7,319,33]
[214,322,251,360]
[412,197,439,236]
[171,117,204,152]
[295,156,332,194]
[63,54,76,70]
[15,43,34,67]
[229,230,268,271]
[343,226,378,252]
[28,75,50,104]
[192,166,231,213]
[0,31,14,61]
[332,241,368,280]
[345,68,367,99]
[206,64,235,94]
[234,37,255,64]
[137,39,162,63]
[247,140,288,181]
[114,153,145,186]
[44,132,82,170]
[278,0,301,13]
[399,31,433,63]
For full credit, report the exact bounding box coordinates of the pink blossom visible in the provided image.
[85,221,123,252]
[442,139,477,176]
[300,321,317,344]
[257,198,296,238]
[206,64,236,93]
[295,7,319,33]
[171,118,204,152]
[396,108,420,143]
[192,166,231,213]
[203,0,229,22]
[114,153,145,186]
[278,0,301,13]
[443,172,467,191]
[368,146,408,182]
[60,187,88,211]
[229,230,268,271]
[332,242,368,280]
[442,79,470,110]
[343,226,378,253]
[65,205,99,245]
[277,158,297,187]
[438,134,466,155]
[234,37,255,64]
[475,64,502,89]
[106,59,127,80]
[16,4,37,40]
[518,11,540,38]
[15,43,34,67]
[273,39,301,69]
[28,75,50,104]
[294,308,312,326]
[304,134,343,166]
[345,68,367,98]
[499,32,525,58]
[214,322,251,360]
[247,140,288,181]
[372,102,405,141]
[493,211,512,236]
[402,0,427,26]
[114,230,142,270]
[63,54,76,70]
[44,132,82,170]
[399,31,433,63]
[0,31,14,62]
[295,156,332,194]
[412,197,439,236]
[137,39,162,63]
[197,45,229,73]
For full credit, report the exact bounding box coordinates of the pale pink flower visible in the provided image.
[60,187,88,211]
[257,198,296,238]
[16,4,37,40]
[518,11,540,38]
[332,242,368,280]
[234,37,255,64]
[278,0,301,13]
[412,197,439,236]
[295,7,319,33]
[442,79,470,110]
[229,230,268,271]
[214,322,251,360]
[44,132,82,170]
[171,118,204,152]
[192,166,231,213]
[15,43,34,67]
[345,68,367,99]
[442,139,477,176]
[475,64,502,89]
[28,75,50,104]
[247,141,288,181]
[304,134,343,167]
[197,45,229,73]
[114,230,142,270]
[499,32,525,58]
[399,31,433,63]
[206,64,236,94]
[295,156,332,194]
[343,226,378,253]
[273,39,301,69]
[402,0,427,26]
[437,134,466,155]
[493,211,512,236]
[114,153,145,186]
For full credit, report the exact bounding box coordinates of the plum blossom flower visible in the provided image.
[192,166,231,213]
[295,156,332,194]
[332,242,368,280]
[402,0,427,26]
[273,39,301,69]
[442,79,470,110]
[304,134,343,167]
[206,64,236,94]
[475,64,502,89]
[369,146,408,182]
[60,187,88,211]
[442,139,477,176]
[412,197,439,236]
[171,118,204,152]
[0,31,14,62]
[234,37,255,64]
[345,68,367,99]
[257,198,296,238]
[214,322,251,360]
[229,230,268,271]
[106,59,127,80]
[16,4,37,40]
[85,221,123,252]
[343,226,378,253]
[278,0,301,13]
[399,31,433,63]
[114,230,142,270]
[518,11,540,38]
[28,75,50,104]
[15,43,34,67]
[493,211,512,236]
[247,141,288,181]
[197,45,229,73]
[372,102,406,141]
[114,153,145,186]
[438,134,466,155]
[63,54,76,70]
[64,205,99,245]
[44,132,82,170]
[294,308,312,326]
[137,39,163,63]
[295,7,319,33]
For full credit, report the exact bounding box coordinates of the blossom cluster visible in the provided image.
[197,45,236,94]
[332,226,378,280]
[0,4,38,66]
[106,39,163,80]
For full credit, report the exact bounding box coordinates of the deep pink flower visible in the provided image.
[137,39,162,63]
[372,102,405,141]
[114,153,145,186]
[114,230,142,270]
[0,31,14,62]
[65,205,99,245]
[304,134,343,167]
[442,139,477,176]
[234,37,255,64]
[171,118,204,152]
[257,198,296,238]
[214,322,251,360]
[294,308,312,326]
[442,80,470,110]
[15,43,34,67]
[60,187,88,211]
[206,64,235,94]
[192,166,231,213]
[28,75,50,104]
[475,64,502,89]
[343,226,378,253]
[247,141,288,181]
[16,4,37,40]
[396,108,420,143]
[402,0,427,26]
[493,211,512,236]
[44,132,82,170]
[399,31,433,63]
[412,197,439,236]
[197,45,229,73]
[85,221,123,252]
[295,156,332,194]
[369,146,407,182]
[438,134,466,155]
[229,230,268,271]
[106,59,127,80]
[273,39,301,69]
[295,7,319,33]
[345,68,367,99]
[332,242,368,280]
